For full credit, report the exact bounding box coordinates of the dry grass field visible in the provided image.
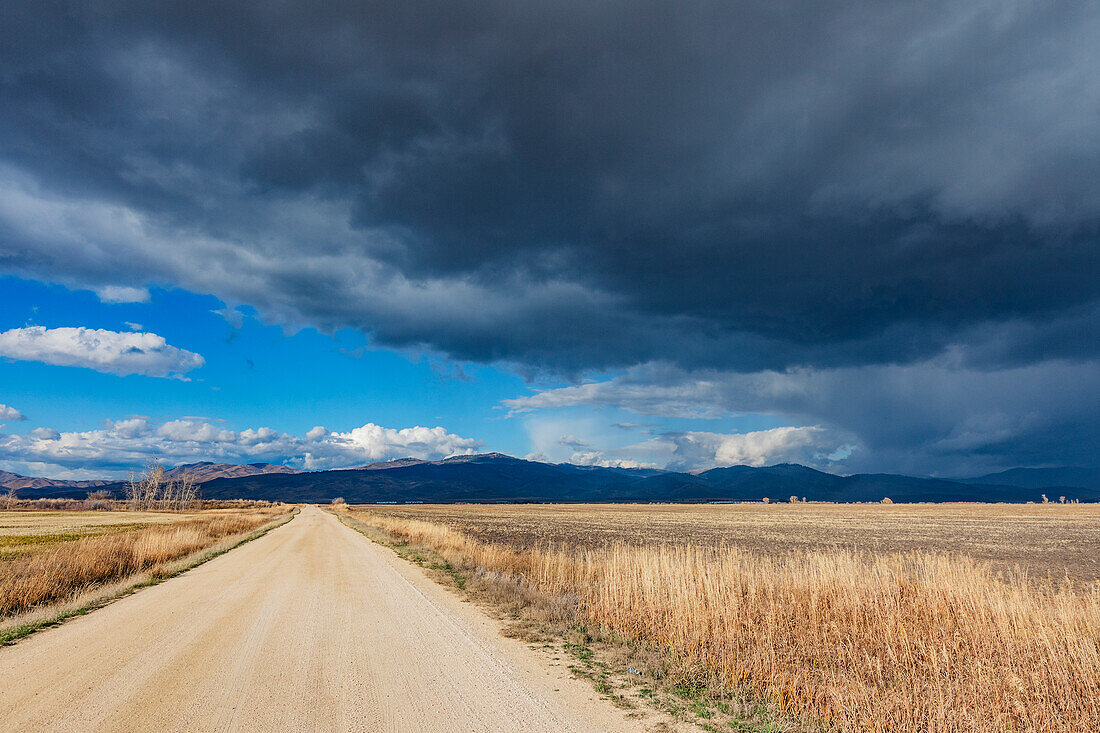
[0,507,289,620]
[349,503,1100,732]
[363,502,1100,582]
[0,511,193,559]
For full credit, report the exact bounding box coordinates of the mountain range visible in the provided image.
[961,466,1100,492]
[1,462,299,494]
[7,454,1097,504]
[162,462,302,483]
[0,470,114,492]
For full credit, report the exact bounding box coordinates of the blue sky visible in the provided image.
[0,276,523,442]
[0,275,799,479]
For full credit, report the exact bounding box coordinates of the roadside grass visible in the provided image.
[0,507,297,644]
[340,507,1100,732]
[334,509,790,732]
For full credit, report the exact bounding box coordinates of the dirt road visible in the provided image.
[0,506,642,732]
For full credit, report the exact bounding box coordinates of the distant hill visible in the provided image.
[11,455,1099,504]
[193,453,671,504]
[5,461,300,499]
[356,458,427,471]
[0,470,113,492]
[961,467,1100,492]
[177,455,1100,504]
[163,461,302,483]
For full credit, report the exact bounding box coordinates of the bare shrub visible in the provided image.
[82,489,114,511]
[0,486,17,510]
[202,499,275,509]
[126,460,199,511]
[881,496,894,504]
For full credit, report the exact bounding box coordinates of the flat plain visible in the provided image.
[4,500,1097,731]
[361,501,1100,581]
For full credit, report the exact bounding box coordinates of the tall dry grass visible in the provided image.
[353,511,1100,732]
[0,512,280,617]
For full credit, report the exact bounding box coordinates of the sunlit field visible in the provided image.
[363,501,1100,581]
[0,506,290,621]
[349,503,1100,731]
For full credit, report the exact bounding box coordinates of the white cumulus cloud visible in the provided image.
[561,427,846,473]
[0,404,27,421]
[569,451,659,470]
[302,424,481,471]
[0,417,481,478]
[654,427,845,472]
[0,326,204,378]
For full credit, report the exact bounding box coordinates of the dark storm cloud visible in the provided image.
[3,0,1100,368]
[1,1,1099,470]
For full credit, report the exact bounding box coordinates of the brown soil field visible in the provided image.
[361,502,1100,582]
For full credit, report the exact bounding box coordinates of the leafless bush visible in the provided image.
[126,460,199,511]
[82,489,113,511]
[201,499,275,509]
[0,486,17,510]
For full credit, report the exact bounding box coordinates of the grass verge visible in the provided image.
[0,508,298,645]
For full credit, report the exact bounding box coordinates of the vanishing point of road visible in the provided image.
[0,506,642,732]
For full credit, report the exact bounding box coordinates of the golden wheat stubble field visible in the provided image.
[0,506,286,623]
[352,502,1100,732]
